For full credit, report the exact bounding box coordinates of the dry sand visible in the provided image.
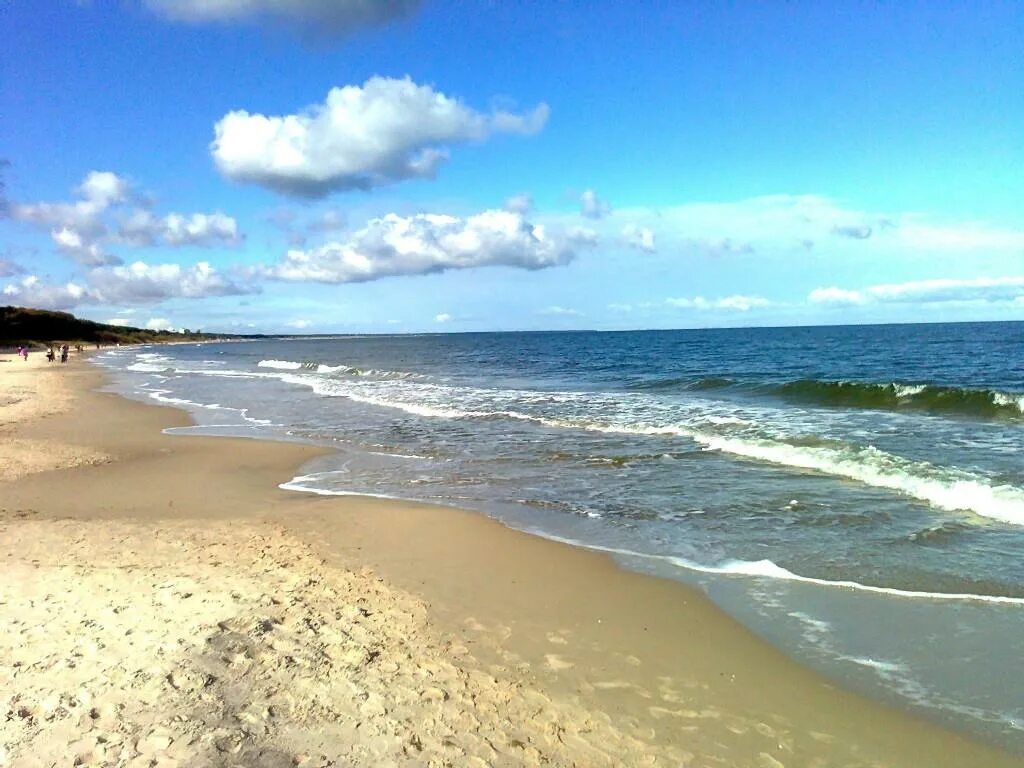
[1,352,1021,767]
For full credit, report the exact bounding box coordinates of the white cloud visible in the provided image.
[145,317,174,331]
[212,77,549,197]
[810,276,1024,307]
[2,260,253,310]
[12,171,128,266]
[504,193,533,214]
[667,294,771,312]
[537,305,582,317]
[105,318,132,327]
[263,209,590,284]
[580,189,610,219]
[79,171,130,207]
[434,313,452,323]
[621,224,655,252]
[162,212,241,246]
[118,209,241,248]
[286,319,313,329]
[145,0,420,39]
[2,275,91,311]
[596,195,1024,259]
[11,171,242,263]
[92,260,251,304]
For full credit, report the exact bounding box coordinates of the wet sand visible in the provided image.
[1,353,1020,766]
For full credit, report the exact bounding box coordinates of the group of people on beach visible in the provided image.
[13,344,78,363]
[45,345,72,364]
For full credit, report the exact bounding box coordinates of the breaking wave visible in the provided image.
[630,376,1024,419]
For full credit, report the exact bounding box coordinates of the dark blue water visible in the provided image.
[96,322,1024,750]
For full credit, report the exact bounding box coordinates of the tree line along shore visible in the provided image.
[0,306,259,349]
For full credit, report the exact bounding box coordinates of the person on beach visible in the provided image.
[19,346,29,361]
[60,345,69,364]
[46,347,55,363]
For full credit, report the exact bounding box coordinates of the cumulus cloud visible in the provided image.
[262,209,591,284]
[2,276,91,311]
[2,260,254,310]
[11,171,128,265]
[10,171,242,263]
[580,189,610,219]
[666,294,771,311]
[145,0,420,39]
[810,276,1024,307]
[93,261,251,304]
[504,194,533,214]
[118,210,241,248]
[434,313,452,323]
[621,224,655,253]
[212,77,550,197]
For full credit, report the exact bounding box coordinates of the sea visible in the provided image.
[94,321,1024,752]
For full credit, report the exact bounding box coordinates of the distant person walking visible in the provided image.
[18,346,28,361]
[60,345,69,364]
[46,347,55,363]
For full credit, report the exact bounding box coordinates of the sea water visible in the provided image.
[95,321,1024,751]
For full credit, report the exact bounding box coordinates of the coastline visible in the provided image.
[1,354,1020,766]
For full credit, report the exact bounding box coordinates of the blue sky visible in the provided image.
[2,1,1022,333]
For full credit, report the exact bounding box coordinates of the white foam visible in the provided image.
[527,532,1024,606]
[691,433,1024,527]
[893,384,927,398]
[278,475,405,501]
[127,356,1024,526]
[839,655,907,674]
[994,392,1024,414]
[258,359,303,370]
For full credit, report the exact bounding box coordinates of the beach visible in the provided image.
[1,352,1020,767]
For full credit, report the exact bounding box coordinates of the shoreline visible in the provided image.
[2,354,1020,766]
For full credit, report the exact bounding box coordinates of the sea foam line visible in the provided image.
[531,533,1024,606]
[131,364,1024,527]
[276,475,1024,606]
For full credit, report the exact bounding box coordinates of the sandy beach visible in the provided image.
[1,352,1020,767]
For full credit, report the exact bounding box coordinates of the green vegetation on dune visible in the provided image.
[0,306,257,347]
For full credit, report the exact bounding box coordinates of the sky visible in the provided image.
[2,0,1023,334]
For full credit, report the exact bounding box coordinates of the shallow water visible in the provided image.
[97,321,1024,751]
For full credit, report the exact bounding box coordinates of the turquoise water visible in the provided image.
[97,322,1024,750]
